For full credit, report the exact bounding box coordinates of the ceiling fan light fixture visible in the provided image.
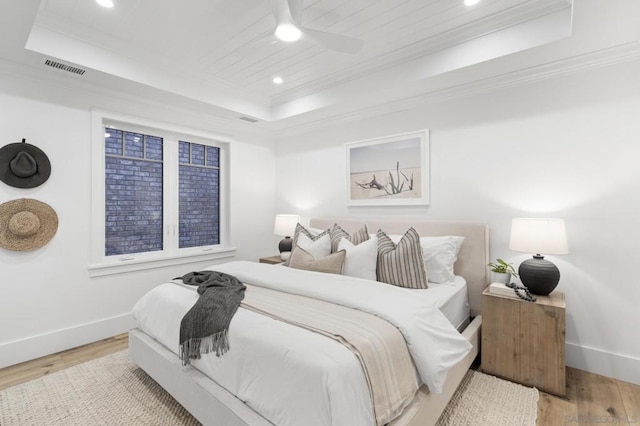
[273,76,284,85]
[275,24,302,42]
[96,0,114,8]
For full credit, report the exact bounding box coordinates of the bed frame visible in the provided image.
[129,217,489,426]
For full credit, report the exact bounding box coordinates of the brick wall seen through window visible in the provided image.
[105,130,163,256]
[178,141,220,248]
[104,127,222,257]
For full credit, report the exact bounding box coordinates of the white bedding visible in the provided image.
[416,276,470,331]
[132,261,471,426]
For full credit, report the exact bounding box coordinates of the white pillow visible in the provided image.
[307,227,326,235]
[420,236,465,283]
[338,236,378,281]
[296,233,331,259]
[388,235,404,244]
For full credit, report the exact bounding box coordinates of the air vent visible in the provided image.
[42,58,86,76]
[239,116,259,123]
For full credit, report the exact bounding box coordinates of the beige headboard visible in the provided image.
[310,217,489,317]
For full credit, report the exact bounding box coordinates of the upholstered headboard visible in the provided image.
[310,217,489,317]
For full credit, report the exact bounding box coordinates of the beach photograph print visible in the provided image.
[347,130,429,206]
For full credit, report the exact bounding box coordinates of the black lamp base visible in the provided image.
[518,254,560,296]
[278,236,293,253]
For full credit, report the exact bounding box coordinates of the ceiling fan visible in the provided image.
[270,0,364,54]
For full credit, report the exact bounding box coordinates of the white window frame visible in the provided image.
[89,109,235,277]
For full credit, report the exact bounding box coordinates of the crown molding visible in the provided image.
[25,24,272,122]
[3,29,637,141]
[273,41,640,138]
[0,57,275,141]
[32,15,266,107]
[270,0,570,107]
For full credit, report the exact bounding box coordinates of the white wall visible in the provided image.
[0,69,277,367]
[275,59,640,385]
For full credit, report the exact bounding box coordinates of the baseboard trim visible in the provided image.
[0,313,135,369]
[566,342,640,386]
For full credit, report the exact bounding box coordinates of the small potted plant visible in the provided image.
[488,258,518,284]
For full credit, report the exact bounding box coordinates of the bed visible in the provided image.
[129,217,489,425]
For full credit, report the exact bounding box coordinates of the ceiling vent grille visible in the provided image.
[43,58,86,76]
[239,116,259,123]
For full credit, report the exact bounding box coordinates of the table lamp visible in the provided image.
[274,214,300,260]
[509,218,568,295]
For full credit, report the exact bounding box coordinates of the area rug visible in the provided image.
[437,369,539,426]
[0,351,198,426]
[0,351,538,425]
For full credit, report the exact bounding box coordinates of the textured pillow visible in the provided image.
[329,223,369,253]
[288,245,346,275]
[338,236,378,281]
[285,224,330,266]
[421,236,465,283]
[376,228,428,289]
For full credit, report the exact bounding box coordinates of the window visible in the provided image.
[178,141,220,249]
[105,129,164,256]
[90,111,234,276]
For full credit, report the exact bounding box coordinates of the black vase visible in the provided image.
[278,236,293,253]
[518,254,560,295]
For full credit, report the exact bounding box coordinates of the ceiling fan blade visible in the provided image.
[270,0,293,25]
[302,28,364,54]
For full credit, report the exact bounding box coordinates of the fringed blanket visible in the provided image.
[176,270,246,366]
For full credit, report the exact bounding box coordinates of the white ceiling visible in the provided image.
[4,0,577,126]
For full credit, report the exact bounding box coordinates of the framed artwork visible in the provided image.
[346,130,430,206]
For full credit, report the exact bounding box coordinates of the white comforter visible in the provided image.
[132,261,472,426]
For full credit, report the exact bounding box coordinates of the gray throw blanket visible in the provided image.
[176,270,246,366]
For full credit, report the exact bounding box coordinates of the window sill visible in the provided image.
[88,247,237,277]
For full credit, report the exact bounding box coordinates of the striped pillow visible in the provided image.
[292,223,329,243]
[329,223,369,253]
[376,228,428,289]
[284,224,330,266]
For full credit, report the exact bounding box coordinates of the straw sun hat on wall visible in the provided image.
[0,198,58,252]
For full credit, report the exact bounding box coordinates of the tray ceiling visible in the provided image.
[20,0,572,124]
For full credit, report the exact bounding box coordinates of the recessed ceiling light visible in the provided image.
[273,76,283,85]
[464,0,480,5]
[275,24,302,42]
[96,0,114,8]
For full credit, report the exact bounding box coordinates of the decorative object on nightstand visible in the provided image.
[509,218,568,295]
[482,288,566,396]
[274,214,300,261]
[489,282,536,302]
[487,258,517,284]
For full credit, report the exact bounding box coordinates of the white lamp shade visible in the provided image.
[509,218,569,255]
[274,214,300,237]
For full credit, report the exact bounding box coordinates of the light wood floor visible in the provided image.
[0,333,127,391]
[1,333,639,425]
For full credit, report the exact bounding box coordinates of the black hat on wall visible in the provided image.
[0,139,51,188]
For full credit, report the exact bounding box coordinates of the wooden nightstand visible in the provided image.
[259,255,284,265]
[481,287,566,396]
